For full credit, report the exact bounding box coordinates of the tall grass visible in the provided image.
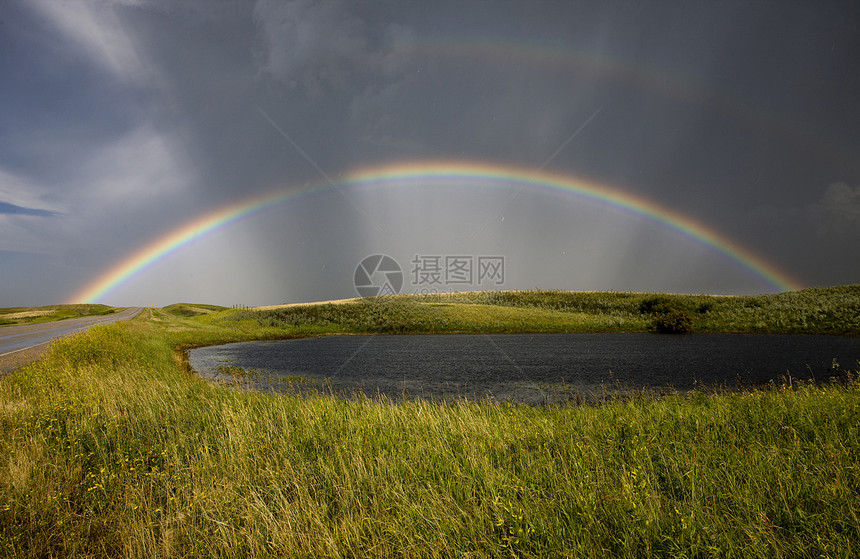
[1,308,858,557]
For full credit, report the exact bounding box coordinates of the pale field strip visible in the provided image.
[182,306,223,315]
[1,310,57,319]
[251,290,739,312]
[252,298,360,311]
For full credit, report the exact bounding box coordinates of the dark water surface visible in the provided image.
[188,333,860,404]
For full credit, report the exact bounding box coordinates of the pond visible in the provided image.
[188,333,859,404]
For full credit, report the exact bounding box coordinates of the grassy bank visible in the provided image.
[161,303,228,318]
[0,304,121,326]
[230,285,860,335]
[1,289,859,557]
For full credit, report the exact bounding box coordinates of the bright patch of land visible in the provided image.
[1,310,57,320]
[0,286,858,557]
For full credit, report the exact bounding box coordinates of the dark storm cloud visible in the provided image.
[811,182,860,234]
[0,202,61,217]
[1,0,858,306]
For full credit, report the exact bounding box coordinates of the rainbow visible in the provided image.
[67,161,803,303]
[424,39,856,174]
[316,35,857,175]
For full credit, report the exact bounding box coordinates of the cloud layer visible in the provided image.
[1,0,858,306]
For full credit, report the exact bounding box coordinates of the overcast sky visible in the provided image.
[1,0,858,307]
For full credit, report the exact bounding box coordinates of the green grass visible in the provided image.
[0,304,120,326]
[230,285,860,335]
[0,289,858,557]
[161,303,228,318]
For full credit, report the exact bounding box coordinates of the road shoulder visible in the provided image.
[0,344,49,377]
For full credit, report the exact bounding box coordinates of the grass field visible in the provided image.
[161,303,228,318]
[0,287,858,557]
[0,304,120,326]
[231,285,860,335]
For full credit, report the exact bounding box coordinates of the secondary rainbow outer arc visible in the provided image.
[364,36,858,175]
[68,161,803,304]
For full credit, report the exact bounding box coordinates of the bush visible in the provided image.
[650,309,694,334]
[696,302,714,314]
[638,295,678,315]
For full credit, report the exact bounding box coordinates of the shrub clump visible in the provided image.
[638,295,695,333]
[638,295,678,315]
[650,309,694,334]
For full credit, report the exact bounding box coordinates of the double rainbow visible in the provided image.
[67,161,803,304]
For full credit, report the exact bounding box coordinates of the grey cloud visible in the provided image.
[28,0,161,88]
[347,58,608,167]
[252,2,606,165]
[252,0,416,95]
[0,202,60,217]
[3,1,859,305]
[811,182,860,234]
[253,0,371,93]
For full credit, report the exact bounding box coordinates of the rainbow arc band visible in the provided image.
[67,161,803,304]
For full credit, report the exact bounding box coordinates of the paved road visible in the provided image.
[0,307,142,375]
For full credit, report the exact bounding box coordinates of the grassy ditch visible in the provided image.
[0,289,858,557]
